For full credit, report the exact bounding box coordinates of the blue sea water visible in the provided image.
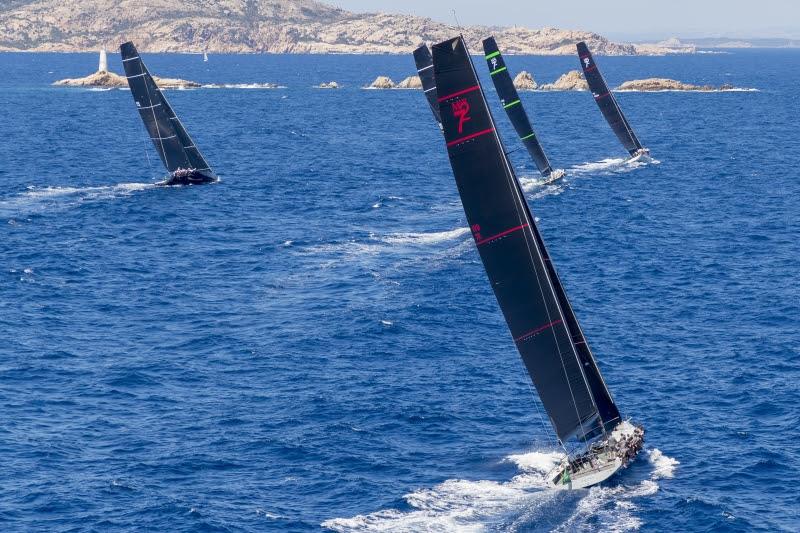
[0,48,798,532]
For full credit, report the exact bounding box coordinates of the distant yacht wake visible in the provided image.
[570,156,660,176]
[0,182,154,217]
[322,448,678,532]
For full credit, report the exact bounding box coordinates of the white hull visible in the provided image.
[627,148,651,164]
[544,168,566,184]
[547,420,644,490]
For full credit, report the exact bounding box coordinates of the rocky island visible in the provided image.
[54,50,201,89]
[513,71,538,91]
[615,78,747,92]
[0,0,685,56]
[539,71,590,91]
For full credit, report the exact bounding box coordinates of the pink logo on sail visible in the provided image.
[452,98,471,133]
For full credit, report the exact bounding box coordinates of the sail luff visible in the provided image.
[432,36,604,442]
[481,37,555,178]
[577,42,643,155]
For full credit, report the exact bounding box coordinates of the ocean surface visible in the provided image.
[0,49,798,532]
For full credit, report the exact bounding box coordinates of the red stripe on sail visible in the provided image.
[447,128,494,148]
[515,319,562,342]
[475,223,528,246]
[438,85,479,102]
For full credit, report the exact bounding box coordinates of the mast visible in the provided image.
[482,37,555,178]
[120,41,216,180]
[432,36,618,443]
[413,45,442,129]
[577,42,643,156]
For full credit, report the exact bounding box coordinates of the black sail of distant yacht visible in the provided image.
[482,37,555,178]
[432,36,620,443]
[413,45,442,128]
[577,42,644,156]
[120,41,216,184]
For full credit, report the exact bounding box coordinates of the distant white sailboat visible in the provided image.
[203,52,209,62]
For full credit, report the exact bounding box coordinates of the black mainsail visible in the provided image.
[413,45,442,128]
[482,37,556,178]
[432,36,620,443]
[120,41,216,185]
[577,42,644,157]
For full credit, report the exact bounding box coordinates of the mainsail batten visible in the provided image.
[120,41,216,182]
[577,42,643,156]
[432,36,612,443]
[413,45,443,129]
[482,37,555,178]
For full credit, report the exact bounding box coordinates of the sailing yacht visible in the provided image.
[577,42,651,163]
[120,41,217,186]
[428,35,644,490]
[482,37,565,183]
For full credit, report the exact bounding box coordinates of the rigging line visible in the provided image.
[158,80,212,175]
[141,128,156,181]
[451,9,464,34]
[464,37,595,446]
[140,62,170,171]
[594,62,638,148]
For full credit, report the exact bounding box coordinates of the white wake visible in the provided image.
[0,182,154,217]
[380,227,470,245]
[201,83,286,89]
[323,448,678,532]
[569,155,660,176]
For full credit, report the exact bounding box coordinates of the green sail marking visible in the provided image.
[490,66,507,76]
[521,132,536,141]
[485,51,501,60]
[503,99,521,109]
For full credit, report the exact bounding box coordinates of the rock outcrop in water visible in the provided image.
[53,50,201,88]
[396,76,422,89]
[0,0,684,55]
[54,71,201,89]
[316,81,339,89]
[513,71,538,91]
[366,76,396,89]
[615,78,747,92]
[539,70,589,91]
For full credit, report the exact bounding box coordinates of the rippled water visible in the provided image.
[1,50,798,532]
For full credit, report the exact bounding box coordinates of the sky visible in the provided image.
[328,1,800,40]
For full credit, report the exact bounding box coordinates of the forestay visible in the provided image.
[482,37,555,178]
[432,36,619,443]
[577,41,643,156]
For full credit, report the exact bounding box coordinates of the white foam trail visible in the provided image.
[322,451,562,532]
[570,156,660,176]
[615,87,757,93]
[381,227,470,245]
[646,449,679,479]
[202,83,285,89]
[325,445,678,532]
[505,450,563,473]
[0,182,154,217]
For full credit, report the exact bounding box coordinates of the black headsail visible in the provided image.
[120,41,216,182]
[577,42,643,156]
[432,36,620,443]
[413,45,442,128]
[482,37,555,178]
